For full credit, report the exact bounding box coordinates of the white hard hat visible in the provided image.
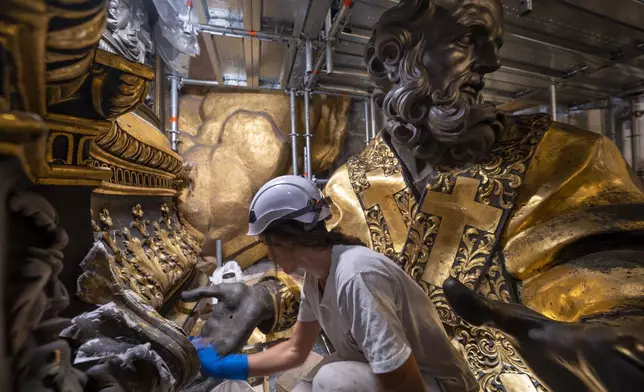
[247,175,331,236]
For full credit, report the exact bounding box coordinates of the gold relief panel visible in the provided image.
[80,202,201,310]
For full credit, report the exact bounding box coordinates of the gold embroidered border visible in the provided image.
[347,134,410,259]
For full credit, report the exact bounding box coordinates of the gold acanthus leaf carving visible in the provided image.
[364,206,398,261]
[400,212,440,276]
[451,228,496,289]
[393,188,418,228]
[85,203,200,309]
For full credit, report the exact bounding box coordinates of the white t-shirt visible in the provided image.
[297,245,475,389]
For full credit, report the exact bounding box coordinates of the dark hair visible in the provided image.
[264,220,364,249]
[365,0,504,164]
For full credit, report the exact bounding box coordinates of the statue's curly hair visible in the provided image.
[365,0,504,164]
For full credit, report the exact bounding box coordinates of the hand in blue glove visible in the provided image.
[191,337,249,380]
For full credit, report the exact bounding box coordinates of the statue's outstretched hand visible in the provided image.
[442,277,644,392]
[181,282,275,356]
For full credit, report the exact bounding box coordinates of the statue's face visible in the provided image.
[368,0,506,163]
[424,0,504,104]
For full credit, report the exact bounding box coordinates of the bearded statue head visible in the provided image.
[366,0,505,164]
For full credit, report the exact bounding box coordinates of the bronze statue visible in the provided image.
[188,1,644,391]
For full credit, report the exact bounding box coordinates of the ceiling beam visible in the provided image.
[194,0,224,84]
[504,23,608,58]
[282,0,335,89]
[553,0,644,34]
[279,0,311,89]
[242,0,262,88]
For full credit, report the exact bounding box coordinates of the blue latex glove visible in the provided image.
[190,337,249,380]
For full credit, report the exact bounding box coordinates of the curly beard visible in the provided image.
[385,72,505,165]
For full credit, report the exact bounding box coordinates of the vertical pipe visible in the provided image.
[304,90,312,180]
[168,75,180,152]
[154,55,166,131]
[370,95,378,139]
[608,99,616,143]
[364,100,371,144]
[305,40,313,75]
[550,84,557,121]
[216,239,223,268]
[289,89,299,176]
[325,11,334,75]
[632,100,639,174]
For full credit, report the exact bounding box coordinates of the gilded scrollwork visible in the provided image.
[364,206,398,261]
[347,134,402,194]
[81,203,200,310]
[400,212,440,273]
[451,228,496,289]
[393,188,418,228]
[429,114,550,209]
[454,325,533,392]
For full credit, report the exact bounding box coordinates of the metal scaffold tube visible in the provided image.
[632,100,640,174]
[608,99,616,143]
[216,239,223,268]
[370,95,378,139]
[550,84,557,121]
[305,0,354,90]
[305,40,313,75]
[325,11,334,75]
[168,75,180,152]
[199,24,299,44]
[289,89,299,176]
[364,100,371,144]
[304,90,312,180]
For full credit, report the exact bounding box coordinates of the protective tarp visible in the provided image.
[100,0,154,64]
[152,0,200,75]
[208,261,244,304]
[212,380,255,392]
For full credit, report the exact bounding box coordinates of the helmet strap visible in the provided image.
[279,197,330,230]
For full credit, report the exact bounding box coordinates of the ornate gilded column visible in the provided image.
[1,1,203,390]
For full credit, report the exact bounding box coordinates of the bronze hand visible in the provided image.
[443,277,644,392]
[181,282,275,356]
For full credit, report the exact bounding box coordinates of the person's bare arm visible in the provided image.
[376,354,427,392]
[247,320,320,377]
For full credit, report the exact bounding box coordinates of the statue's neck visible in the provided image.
[382,132,435,199]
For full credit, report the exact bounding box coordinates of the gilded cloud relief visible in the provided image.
[178,91,350,267]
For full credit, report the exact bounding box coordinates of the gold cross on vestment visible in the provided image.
[359,168,408,252]
[421,176,504,287]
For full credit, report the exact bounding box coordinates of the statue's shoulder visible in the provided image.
[506,113,603,146]
[327,132,402,195]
